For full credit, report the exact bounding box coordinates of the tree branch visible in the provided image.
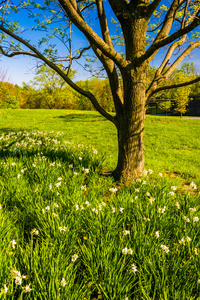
[57,0,127,69]
[141,13,200,63]
[0,45,38,58]
[0,24,116,124]
[147,76,200,100]
[146,0,162,18]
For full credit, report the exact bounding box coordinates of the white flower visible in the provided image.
[45,206,50,210]
[22,284,32,293]
[32,164,36,167]
[142,170,148,177]
[109,187,118,193]
[74,172,78,176]
[17,174,21,178]
[81,185,87,191]
[179,237,185,245]
[119,207,124,213]
[1,284,8,293]
[75,204,79,210]
[15,276,23,285]
[111,206,116,213]
[175,202,180,209]
[69,164,73,169]
[72,254,78,262]
[131,263,137,274]
[57,177,62,181]
[186,236,191,242]
[189,207,196,212]
[193,217,199,222]
[159,172,163,177]
[49,184,52,190]
[21,169,24,173]
[148,169,153,174]
[161,245,169,253]
[171,186,177,191]
[61,278,67,287]
[135,188,139,193]
[84,168,90,173]
[190,182,197,189]
[93,149,98,154]
[169,191,175,196]
[183,216,190,222]
[155,231,160,239]
[122,247,128,255]
[149,197,155,205]
[11,240,17,249]
[55,182,61,187]
[11,162,16,166]
[127,248,133,255]
[85,201,90,206]
[146,192,150,197]
[58,227,67,232]
[31,228,39,235]
[123,230,130,235]
[194,248,198,255]
[54,203,59,208]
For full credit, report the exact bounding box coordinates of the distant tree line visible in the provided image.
[0,63,199,114]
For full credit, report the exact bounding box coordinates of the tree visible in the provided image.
[0,0,200,181]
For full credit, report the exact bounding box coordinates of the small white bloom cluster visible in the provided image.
[61,277,67,287]
[123,230,130,235]
[11,240,17,249]
[72,254,78,262]
[59,226,67,232]
[183,215,190,222]
[109,187,118,193]
[161,245,169,253]
[158,206,166,214]
[11,270,30,290]
[190,182,197,190]
[179,236,191,245]
[122,248,133,255]
[31,228,39,235]
[155,231,160,239]
[131,263,137,274]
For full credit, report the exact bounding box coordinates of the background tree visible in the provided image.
[0,0,200,181]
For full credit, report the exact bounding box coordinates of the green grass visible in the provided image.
[0,110,200,299]
[0,109,199,185]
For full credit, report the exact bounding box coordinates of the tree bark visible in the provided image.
[113,65,146,181]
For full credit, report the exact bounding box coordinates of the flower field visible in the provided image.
[0,129,200,299]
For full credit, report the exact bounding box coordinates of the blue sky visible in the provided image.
[0,0,199,86]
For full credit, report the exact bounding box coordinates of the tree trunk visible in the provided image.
[113,66,146,181]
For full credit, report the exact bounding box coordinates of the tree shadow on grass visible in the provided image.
[55,113,108,123]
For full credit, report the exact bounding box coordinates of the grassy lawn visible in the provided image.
[0,109,199,185]
[0,109,200,299]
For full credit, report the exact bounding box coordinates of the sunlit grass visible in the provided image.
[0,109,199,185]
[0,129,200,299]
